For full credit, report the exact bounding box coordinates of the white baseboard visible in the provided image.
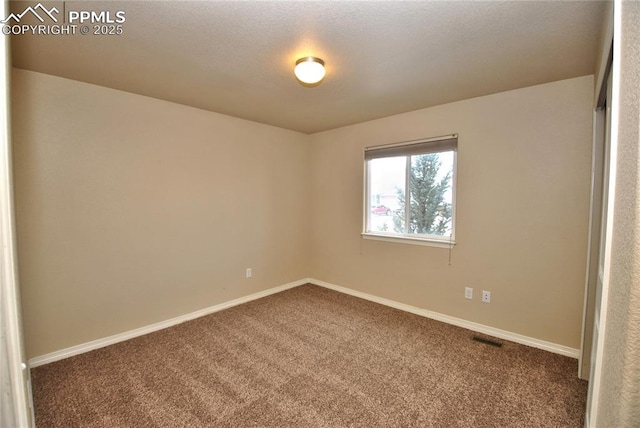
[29,277,579,367]
[308,278,580,359]
[28,279,307,368]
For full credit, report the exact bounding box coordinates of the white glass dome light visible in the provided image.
[294,57,326,85]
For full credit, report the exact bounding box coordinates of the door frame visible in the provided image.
[0,0,33,424]
[582,1,621,425]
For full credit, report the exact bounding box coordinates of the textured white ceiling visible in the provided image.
[11,1,606,134]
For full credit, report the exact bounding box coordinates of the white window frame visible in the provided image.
[362,134,458,248]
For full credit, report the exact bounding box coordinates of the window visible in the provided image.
[364,135,457,246]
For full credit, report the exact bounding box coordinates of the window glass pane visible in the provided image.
[368,156,405,233]
[404,151,454,237]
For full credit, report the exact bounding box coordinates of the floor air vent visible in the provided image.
[472,336,503,348]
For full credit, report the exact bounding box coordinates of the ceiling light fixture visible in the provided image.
[294,56,325,85]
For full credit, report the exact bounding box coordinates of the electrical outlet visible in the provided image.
[465,287,473,300]
[482,290,491,303]
[246,268,252,278]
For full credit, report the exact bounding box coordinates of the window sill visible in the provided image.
[361,232,456,248]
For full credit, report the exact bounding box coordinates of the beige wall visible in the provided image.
[309,76,594,349]
[13,69,595,359]
[597,1,640,425]
[12,69,311,358]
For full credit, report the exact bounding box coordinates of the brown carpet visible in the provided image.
[32,284,587,427]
